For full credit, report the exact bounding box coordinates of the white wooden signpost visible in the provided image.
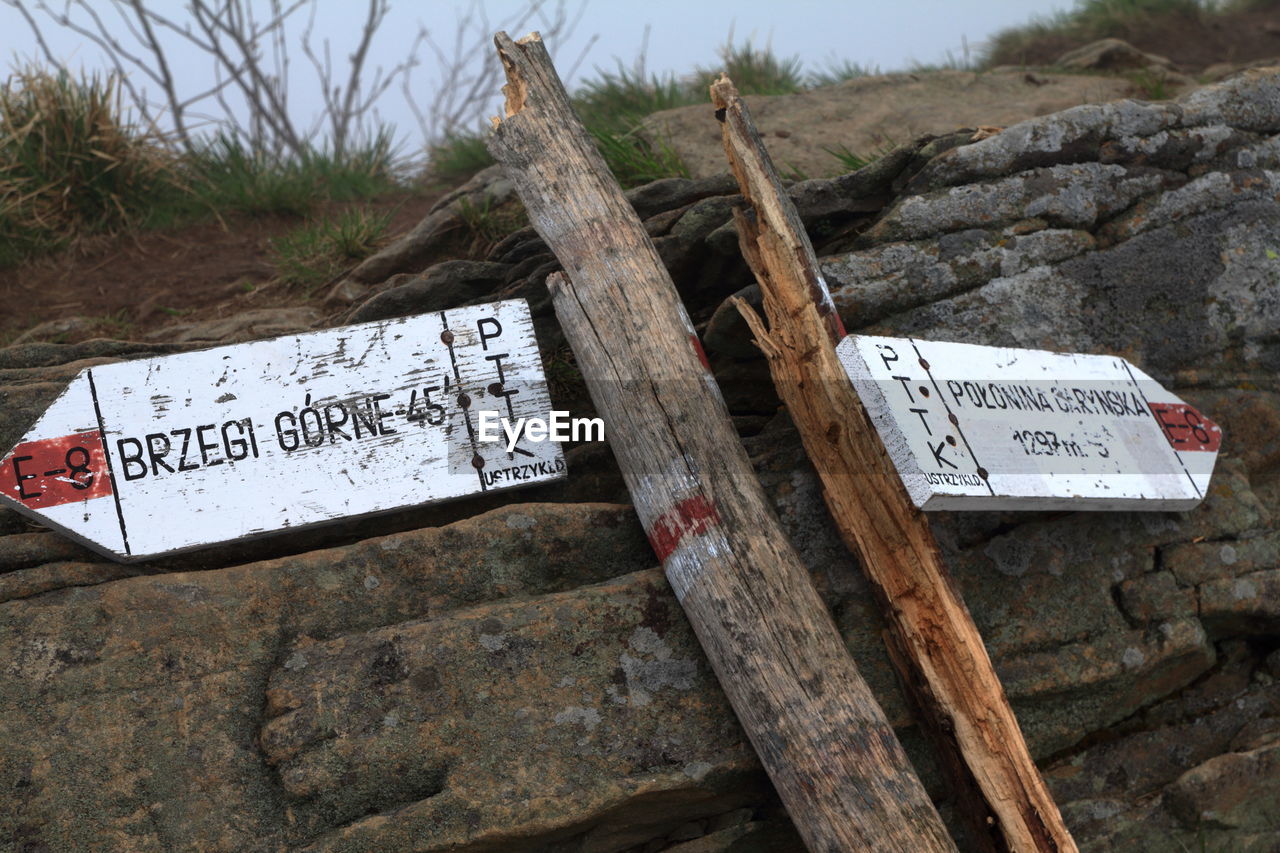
[0,299,565,561]
[838,334,1221,511]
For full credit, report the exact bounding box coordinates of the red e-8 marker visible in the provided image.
[1,300,565,561]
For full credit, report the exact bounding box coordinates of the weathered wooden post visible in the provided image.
[486,31,958,853]
[710,75,1079,853]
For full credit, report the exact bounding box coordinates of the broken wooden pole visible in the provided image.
[709,75,1079,853]
[487,31,958,853]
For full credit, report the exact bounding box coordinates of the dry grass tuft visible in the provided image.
[0,66,178,264]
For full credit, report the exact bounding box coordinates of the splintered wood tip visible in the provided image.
[493,31,539,121]
[710,74,738,109]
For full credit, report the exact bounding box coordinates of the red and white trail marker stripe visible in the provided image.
[0,300,565,562]
[837,335,1221,511]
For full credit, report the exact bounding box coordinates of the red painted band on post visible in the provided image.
[1149,403,1222,452]
[689,334,712,372]
[647,495,722,562]
[3,430,113,508]
[828,311,847,341]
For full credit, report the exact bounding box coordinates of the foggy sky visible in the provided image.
[0,0,1069,148]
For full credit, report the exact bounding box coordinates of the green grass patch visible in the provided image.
[590,128,689,188]
[0,64,402,268]
[426,38,835,188]
[808,59,880,88]
[824,136,899,174]
[571,64,698,188]
[270,208,392,291]
[426,133,495,185]
[183,131,399,219]
[456,195,528,256]
[692,41,806,96]
[573,63,702,133]
[824,144,877,173]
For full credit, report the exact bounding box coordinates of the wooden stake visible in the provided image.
[710,76,1079,853]
[487,32,958,853]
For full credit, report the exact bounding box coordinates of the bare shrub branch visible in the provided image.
[405,0,588,142]
[4,0,596,164]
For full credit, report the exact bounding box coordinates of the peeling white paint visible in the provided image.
[0,300,566,561]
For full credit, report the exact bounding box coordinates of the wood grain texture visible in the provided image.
[487,31,958,853]
[710,75,1079,853]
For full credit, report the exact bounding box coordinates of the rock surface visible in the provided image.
[2,72,1280,851]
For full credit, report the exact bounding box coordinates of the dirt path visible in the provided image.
[0,190,442,344]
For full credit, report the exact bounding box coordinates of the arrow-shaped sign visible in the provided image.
[1,299,565,561]
[838,334,1220,511]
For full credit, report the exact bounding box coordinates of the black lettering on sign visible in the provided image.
[299,400,324,448]
[323,403,351,442]
[147,433,176,476]
[924,471,985,487]
[406,388,445,426]
[352,399,379,437]
[115,419,261,479]
[196,424,222,466]
[1154,406,1186,443]
[1186,410,1211,445]
[877,343,899,372]
[118,439,147,481]
[65,446,93,489]
[909,407,932,435]
[930,440,959,470]
[11,455,38,499]
[485,352,510,385]
[276,411,300,451]
[372,394,396,435]
[477,318,503,351]
[172,428,197,472]
[482,458,563,487]
[892,375,916,403]
[222,419,252,461]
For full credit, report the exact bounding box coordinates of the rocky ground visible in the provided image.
[2,42,1279,853]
